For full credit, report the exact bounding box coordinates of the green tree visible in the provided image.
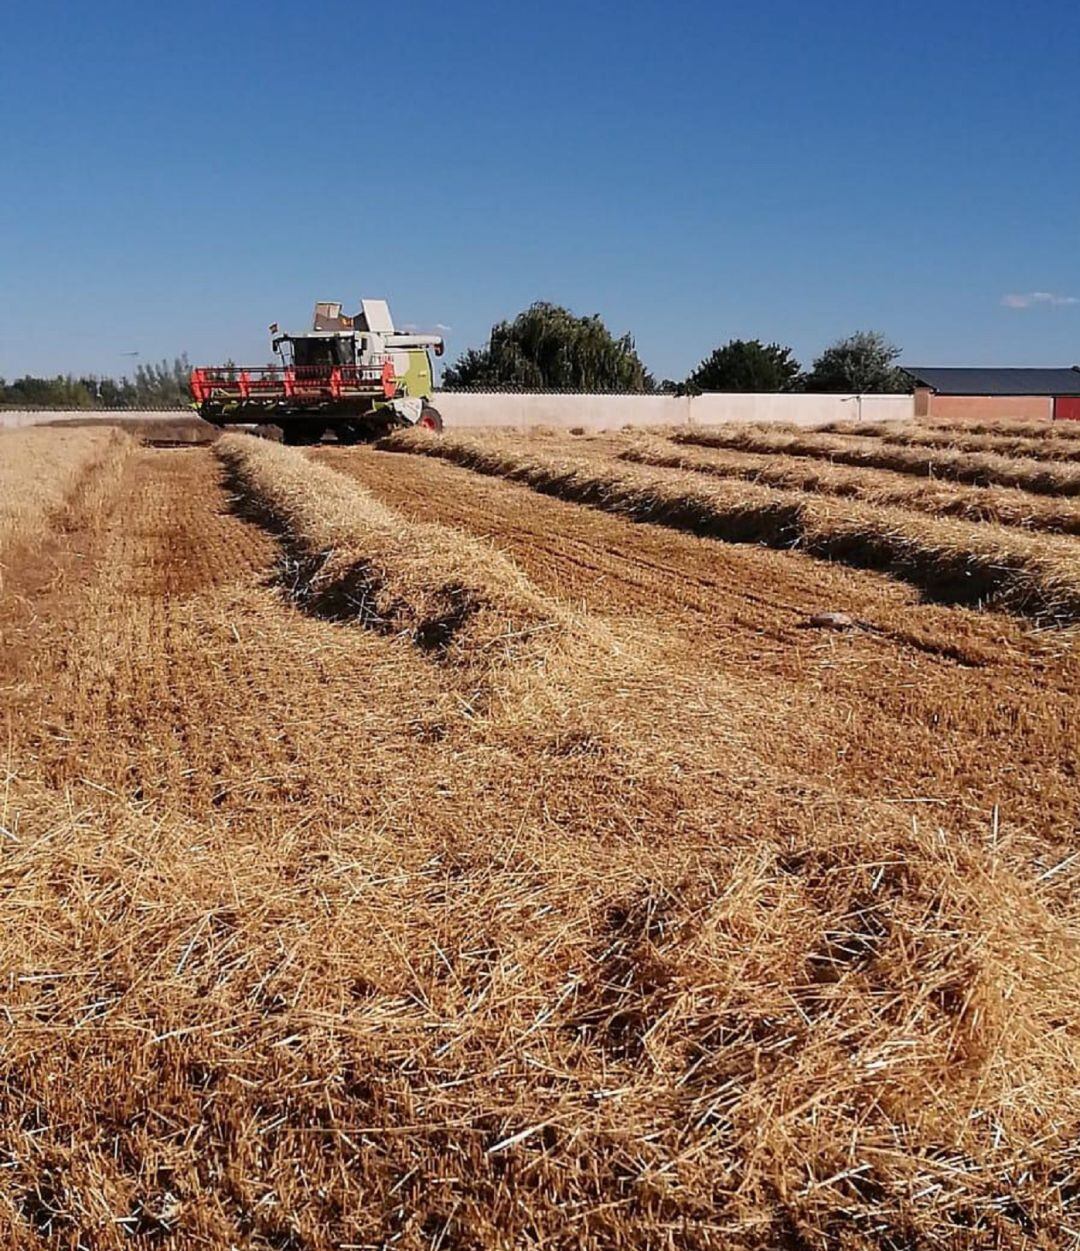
[133,355,191,407]
[686,339,802,393]
[804,331,909,393]
[0,358,193,409]
[0,374,96,408]
[94,375,139,408]
[442,302,652,392]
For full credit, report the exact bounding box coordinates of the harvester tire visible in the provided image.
[418,405,444,433]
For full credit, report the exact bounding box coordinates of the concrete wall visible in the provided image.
[433,393,689,429]
[1,392,915,432]
[432,391,914,429]
[691,392,912,426]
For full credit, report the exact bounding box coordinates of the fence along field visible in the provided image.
[1,421,1078,1249]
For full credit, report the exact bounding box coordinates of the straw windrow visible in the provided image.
[0,425,133,557]
[814,420,1080,461]
[217,433,565,664]
[671,425,1080,495]
[619,436,1080,534]
[3,683,1079,1247]
[382,429,1080,622]
[922,417,1080,439]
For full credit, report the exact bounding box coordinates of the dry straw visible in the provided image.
[3,764,1078,1249]
[3,433,1080,1247]
[906,417,1080,439]
[383,429,1080,623]
[0,425,132,558]
[619,436,1080,535]
[815,420,1080,461]
[4,621,1080,1247]
[671,425,1080,495]
[217,433,571,667]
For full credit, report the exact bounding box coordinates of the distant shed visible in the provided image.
[904,366,1080,422]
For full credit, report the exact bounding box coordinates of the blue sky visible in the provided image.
[2,0,1078,382]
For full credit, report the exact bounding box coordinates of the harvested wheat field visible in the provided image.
[2,422,1079,1250]
[617,436,1080,535]
[670,424,1080,495]
[817,420,1080,460]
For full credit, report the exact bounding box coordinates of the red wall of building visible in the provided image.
[925,394,1053,421]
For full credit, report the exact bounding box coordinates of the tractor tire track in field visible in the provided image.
[320,445,1080,853]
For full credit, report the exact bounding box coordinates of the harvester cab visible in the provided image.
[190,298,446,444]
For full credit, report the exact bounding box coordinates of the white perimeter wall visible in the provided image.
[690,392,913,427]
[0,393,914,432]
[433,392,913,429]
[437,392,915,429]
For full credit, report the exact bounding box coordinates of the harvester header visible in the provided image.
[191,298,445,444]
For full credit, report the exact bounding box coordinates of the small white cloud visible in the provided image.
[434,323,453,333]
[1001,291,1079,309]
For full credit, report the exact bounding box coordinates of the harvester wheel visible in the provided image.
[417,405,444,433]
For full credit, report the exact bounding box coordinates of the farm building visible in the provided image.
[906,365,1080,422]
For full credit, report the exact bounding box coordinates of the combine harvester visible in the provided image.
[191,299,445,444]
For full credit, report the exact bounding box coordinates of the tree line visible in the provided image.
[0,357,192,409]
[1,305,912,407]
[442,303,910,394]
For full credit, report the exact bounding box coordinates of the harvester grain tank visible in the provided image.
[190,299,445,444]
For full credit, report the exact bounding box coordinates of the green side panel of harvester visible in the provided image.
[371,349,434,417]
[399,349,433,399]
